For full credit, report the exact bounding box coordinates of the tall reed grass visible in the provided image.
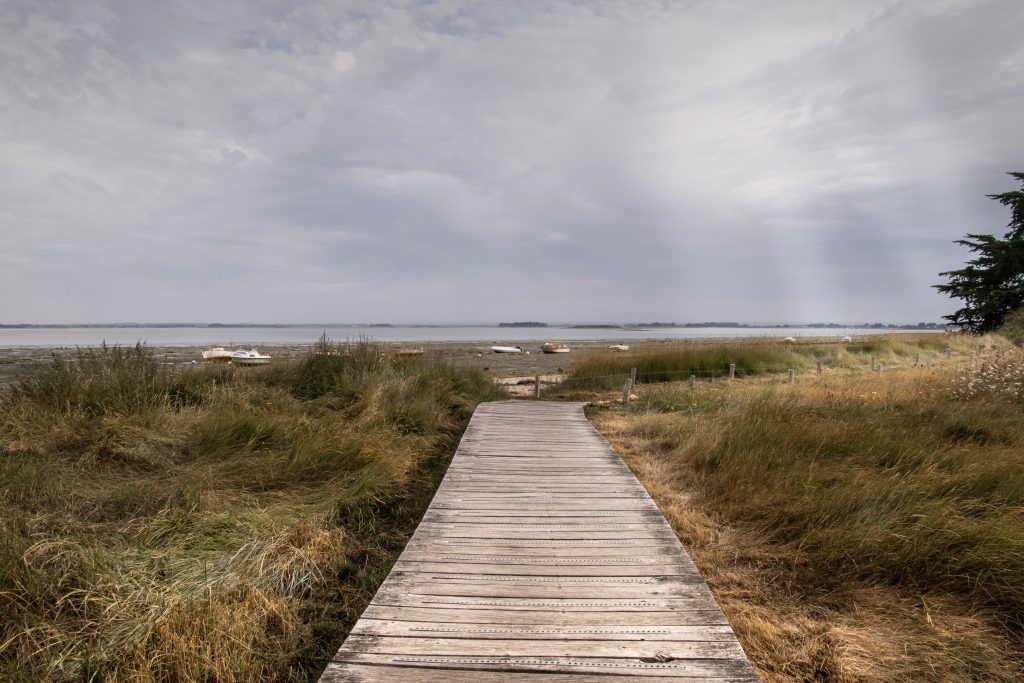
[0,340,504,681]
[564,341,809,390]
[591,337,1024,681]
[563,333,971,392]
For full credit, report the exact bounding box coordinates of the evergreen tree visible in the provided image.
[935,172,1024,332]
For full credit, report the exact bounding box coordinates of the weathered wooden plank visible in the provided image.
[390,562,697,577]
[318,401,757,682]
[349,619,739,641]
[357,604,733,627]
[340,635,748,659]
[401,544,682,557]
[377,578,711,599]
[330,652,758,678]
[320,663,755,682]
[368,590,720,612]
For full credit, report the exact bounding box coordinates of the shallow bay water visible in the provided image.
[0,325,939,387]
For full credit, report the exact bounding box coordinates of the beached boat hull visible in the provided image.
[202,347,234,362]
[230,349,272,366]
[232,357,271,366]
[491,346,524,353]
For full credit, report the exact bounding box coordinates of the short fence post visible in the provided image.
[787,369,794,384]
[534,375,541,399]
[947,349,952,360]
[622,378,632,405]
[875,363,882,375]
[817,360,822,374]
[630,367,637,386]
[915,352,920,365]
[870,355,876,370]
[689,374,696,389]
[729,363,736,379]
[927,355,933,369]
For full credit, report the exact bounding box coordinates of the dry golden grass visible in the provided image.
[0,340,505,681]
[590,334,1024,682]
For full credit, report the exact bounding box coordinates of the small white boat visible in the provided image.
[540,342,570,354]
[490,345,524,354]
[230,349,272,366]
[783,336,797,343]
[202,347,234,362]
[608,344,630,352]
[841,335,852,343]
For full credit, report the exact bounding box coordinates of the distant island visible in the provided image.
[498,322,548,327]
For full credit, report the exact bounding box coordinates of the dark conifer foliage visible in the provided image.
[936,172,1024,332]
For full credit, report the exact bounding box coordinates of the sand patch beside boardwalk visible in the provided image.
[494,374,566,396]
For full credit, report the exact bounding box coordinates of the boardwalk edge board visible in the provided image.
[319,400,759,682]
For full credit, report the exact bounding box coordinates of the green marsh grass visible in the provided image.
[562,333,979,393]
[564,340,810,390]
[0,340,504,681]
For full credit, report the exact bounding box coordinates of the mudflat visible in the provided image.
[0,339,618,388]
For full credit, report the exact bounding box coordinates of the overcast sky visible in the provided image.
[2,1,1022,324]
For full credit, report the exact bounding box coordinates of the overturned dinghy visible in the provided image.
[540,342,570,354]
[490,345,524,353]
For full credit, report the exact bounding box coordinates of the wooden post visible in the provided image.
[729,363,736,379]
[817,360,822,374]
[927,355,933,369]
[875,363,882,375]
[870,355,876,369]
[622,378,632,405]
[915,352,920,365]
[787,369,794,384]
[534,375,541,399]
[630,367,637,386]
[689,374,696,389]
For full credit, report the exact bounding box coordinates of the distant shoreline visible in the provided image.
[0,322,950,330]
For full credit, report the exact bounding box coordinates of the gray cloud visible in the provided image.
[1,0,1022,323]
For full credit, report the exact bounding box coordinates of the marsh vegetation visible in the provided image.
[586,334,1024,681]
[0,339,503,681]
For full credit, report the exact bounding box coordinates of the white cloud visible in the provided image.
[0,0,1021,323]
[331,50,356,74]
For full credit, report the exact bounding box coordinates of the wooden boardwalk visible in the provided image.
[320,400,758,682]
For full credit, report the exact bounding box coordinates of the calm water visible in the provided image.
[0,325,935,348]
